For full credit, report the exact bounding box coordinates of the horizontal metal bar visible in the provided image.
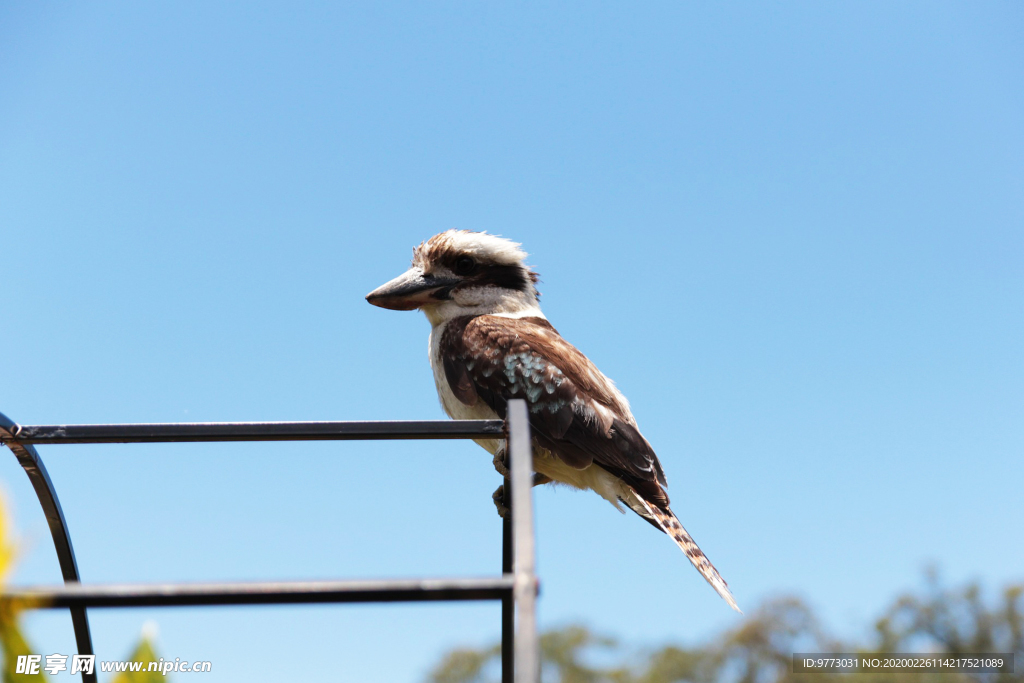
[1,577,515,608]
[2,420,506,445]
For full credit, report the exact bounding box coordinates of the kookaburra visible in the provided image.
[366,230,739,611]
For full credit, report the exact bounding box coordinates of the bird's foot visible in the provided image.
[492,474,552,518]
[492,484,509,519]
[492,450,509,477]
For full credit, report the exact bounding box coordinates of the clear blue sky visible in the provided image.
[1,2,1021,681]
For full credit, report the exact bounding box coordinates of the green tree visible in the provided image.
[109,638,164,683]
[0,495,168,683]
[425,575,1023,683]
[0,495,48,683]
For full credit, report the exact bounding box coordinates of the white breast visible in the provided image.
[429,322,504,454]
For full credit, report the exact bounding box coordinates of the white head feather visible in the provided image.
[413,230,543,326]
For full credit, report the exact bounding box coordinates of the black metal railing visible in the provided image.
[0,400,540,683]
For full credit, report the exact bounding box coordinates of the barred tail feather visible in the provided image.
[634,495,741,613]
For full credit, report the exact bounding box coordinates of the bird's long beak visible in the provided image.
[365,268,459,311]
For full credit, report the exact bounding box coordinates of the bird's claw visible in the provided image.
[492,484,509,519]
[492,450,509,477]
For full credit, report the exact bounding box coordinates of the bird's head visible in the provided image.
[366,230,541,325]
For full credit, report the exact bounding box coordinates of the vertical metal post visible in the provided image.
[501,513,513,683]
[0,412,96,683]
[506,400,539,683]
[501,426,515,683]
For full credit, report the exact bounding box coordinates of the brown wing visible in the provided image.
[440,314,670,508]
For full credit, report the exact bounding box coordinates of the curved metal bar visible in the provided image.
[0,411,96,683]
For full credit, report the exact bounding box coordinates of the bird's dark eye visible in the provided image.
[454,255,476,275]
